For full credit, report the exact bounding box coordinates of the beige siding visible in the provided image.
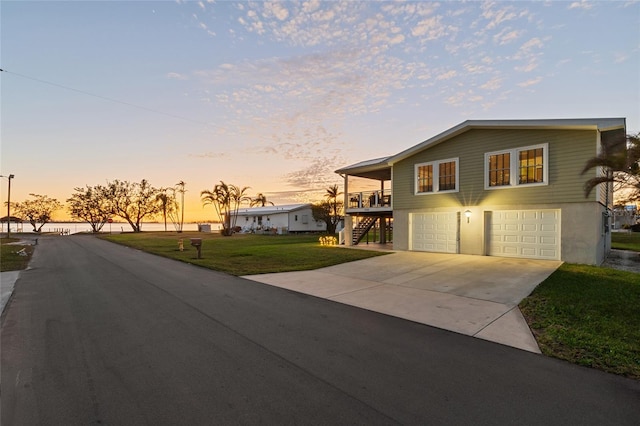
[392,129,599,210]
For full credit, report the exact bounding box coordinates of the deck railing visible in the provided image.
[347,190,392,210]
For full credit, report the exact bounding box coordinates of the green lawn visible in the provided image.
[612,231,640,251]
[1,238,35,272]
[100,232,388,275]
[520,263,640,380]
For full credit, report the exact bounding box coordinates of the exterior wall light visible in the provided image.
[464,209,472,223]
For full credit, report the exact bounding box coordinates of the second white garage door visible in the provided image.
[489,210,560,260]
[410,212,459,253]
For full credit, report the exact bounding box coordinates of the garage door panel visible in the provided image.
[489,209,560,260]
[411,212,458,253]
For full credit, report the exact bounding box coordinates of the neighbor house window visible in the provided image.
[484,143,548,189]
[415,158,459,194]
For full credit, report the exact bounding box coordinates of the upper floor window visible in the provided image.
[415,158,459,194]
[417,164,433,193]
[485,143,548,190]
[518,147,544,184]
[488,152,511,187]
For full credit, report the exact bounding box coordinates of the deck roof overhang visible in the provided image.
[335,156,391,181]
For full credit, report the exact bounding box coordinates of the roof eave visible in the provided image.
[387,118,626,165]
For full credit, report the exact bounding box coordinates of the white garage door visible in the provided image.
[410,212,459,253]
[489,210,560,260]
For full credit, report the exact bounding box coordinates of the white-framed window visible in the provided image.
[415,158,459,195]
[484,143,548,190]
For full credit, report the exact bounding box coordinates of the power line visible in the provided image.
[0,68,222,128]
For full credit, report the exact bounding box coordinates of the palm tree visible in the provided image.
[201,181,250,236]
[175,181,186,232]
[582,133,640,206]
[155,192,170,231]
[250,193,274,207]
[325,184,342,219]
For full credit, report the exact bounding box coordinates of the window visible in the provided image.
[485,143,548,189]
[439,161,456,191]
[488,152,511,187]
[417,164,433,193]
[518,147,544,184]
[415,158,459,194]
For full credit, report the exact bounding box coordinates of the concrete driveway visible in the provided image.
[244,251,562,352]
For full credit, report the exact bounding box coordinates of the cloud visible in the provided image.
[568,1,594,11]
[189,152,228,159]
[481,2,520,30]
[520,37,544,51]
[614,52,629,63]
[493,28,522,45]
[264,2,290,21]
[480,76,503,90]
[517,77,542,87]
[166,72,188,80]
[411,16,448,40]
[436,70,458,80]
[284,156,343,189]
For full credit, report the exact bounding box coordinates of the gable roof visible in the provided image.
[335,118,627,178]
[387,118,626,165]
[234,204,312,216]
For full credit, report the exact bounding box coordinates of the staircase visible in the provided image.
[352,217,378,245]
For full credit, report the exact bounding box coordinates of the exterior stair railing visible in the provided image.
[352,217,378,245]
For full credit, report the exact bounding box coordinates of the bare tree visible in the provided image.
[13,194,62,232]
[67,185,111,233]
[105,179,161,232]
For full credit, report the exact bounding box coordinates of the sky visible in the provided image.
[1,0,639,222]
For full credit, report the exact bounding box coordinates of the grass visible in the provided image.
[612,231,640,251]
[1,238,35,272]
[100,232,388,275]
[520,263,640,380]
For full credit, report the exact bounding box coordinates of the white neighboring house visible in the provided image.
[232,204,327,233]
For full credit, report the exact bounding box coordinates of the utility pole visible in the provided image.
[1,174,15,238]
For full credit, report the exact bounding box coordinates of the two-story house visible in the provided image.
[336,118,627,265]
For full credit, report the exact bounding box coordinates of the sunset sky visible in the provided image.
[1,0,639,222]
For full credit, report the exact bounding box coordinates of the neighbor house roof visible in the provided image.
[335,118,627,179]
[234,204,312,216]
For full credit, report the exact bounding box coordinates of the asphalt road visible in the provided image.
[2,235,639,425]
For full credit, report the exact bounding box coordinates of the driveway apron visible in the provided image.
[244,251,562,352]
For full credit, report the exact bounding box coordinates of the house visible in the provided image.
[336,118,627,265]
[232,204,327,233]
